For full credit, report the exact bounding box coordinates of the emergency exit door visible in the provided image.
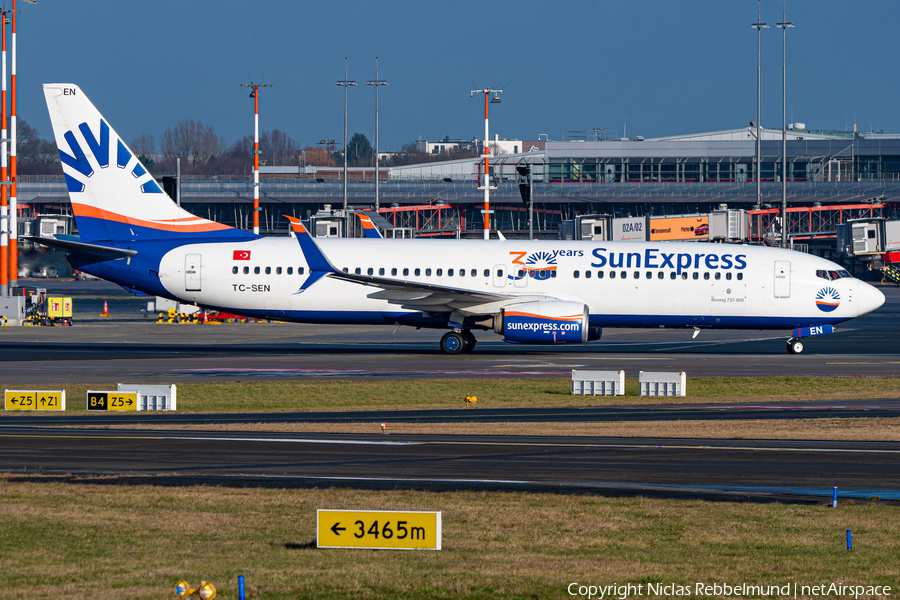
[185,254,201,291]
[774,260,790,298]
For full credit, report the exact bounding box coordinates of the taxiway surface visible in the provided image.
[2,428,898,502]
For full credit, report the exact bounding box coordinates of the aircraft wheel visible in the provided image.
[462,331,477,353]
[440,331,465,355]
[787,339,804,354]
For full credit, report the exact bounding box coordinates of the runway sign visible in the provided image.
[5,390,65,411]
[86,391,139,411]
[317,509,441,550]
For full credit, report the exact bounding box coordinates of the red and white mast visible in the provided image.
[239,80,271,235]
[471,88,501,240]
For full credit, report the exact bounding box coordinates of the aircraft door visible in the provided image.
[774,260,790,298]
[512,264,528,288]
[492,264,507,288]
[185,254,201,291]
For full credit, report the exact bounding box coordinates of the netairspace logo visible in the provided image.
[567,582,892,599]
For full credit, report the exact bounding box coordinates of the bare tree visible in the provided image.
[131,134,156,159]
[160,120,226,164]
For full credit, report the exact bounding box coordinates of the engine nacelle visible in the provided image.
[495,300,597,344]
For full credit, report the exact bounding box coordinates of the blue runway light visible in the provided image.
[833,486,838,508]
[846,530,852,551]
[238,575,246,600]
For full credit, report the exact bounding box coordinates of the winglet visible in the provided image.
[284,215,339,291]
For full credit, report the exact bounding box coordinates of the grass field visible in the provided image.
[0,476,897,600]
[4,376,900,414]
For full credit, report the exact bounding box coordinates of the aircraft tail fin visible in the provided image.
[43,84,255,244]
[357,213,384,238]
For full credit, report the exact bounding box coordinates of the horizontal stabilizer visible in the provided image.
[25,236,137,260]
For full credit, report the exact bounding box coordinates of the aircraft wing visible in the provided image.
[283,215,557,315]
[25,235,138,260]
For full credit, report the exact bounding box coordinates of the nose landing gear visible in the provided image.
[786,338,805,354]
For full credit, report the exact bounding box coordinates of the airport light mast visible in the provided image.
[750,2,768,216]
[471,88,502,240]
[335,58,356,212]
[777,2,794,249]
[238,80,272,235]
[366,57,387,212]
[0,10,8,297]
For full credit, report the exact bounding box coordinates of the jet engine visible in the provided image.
[494,300,600,344]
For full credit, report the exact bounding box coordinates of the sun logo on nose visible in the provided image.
[815,286,840,312]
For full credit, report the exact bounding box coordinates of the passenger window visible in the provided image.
[585,271,591,279]
[715,272,721,280]
[254,266,261,274]
[539,270,546,278]
[403,268,409,276]
[483,269,490,277]
[692,272,699,280]
[232,266,238,274]
[597,271,604,279]
[355,268,361,275]
[437,268,443,276]
[574,270,580,279]
[657,271,664,279]
[471,269,477,277]
[379,268,385,276]
[243,266,249,274]
[448,268,454,276]
[726,272,732,280]
[681,273,688,280]
[342,267,348,273]
[646,272,652,279]
[610,271,616,279]
[620,271,627,279]
[670,272,676,280]
[276,267,282,275]
[415,268,421,276]
[391,268,398,276]
[287,267,293,275]
[425,268,432,276]
[518,269,525,277]
[551,271,557,278]
[737,273,743,280]
[496,269,503,277]
[703,272,709,280]
[368,268,374,276]
[298,267,305,275]
[460,269,465,277]
[633,271,639,279]
[265,267,271,275]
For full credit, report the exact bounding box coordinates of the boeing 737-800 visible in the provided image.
[37,84,885,354]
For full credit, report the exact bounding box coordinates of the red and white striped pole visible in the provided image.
[471,88,501,240]
[0,10,7,297]
[252,84,259,235]
[8,0,17,287]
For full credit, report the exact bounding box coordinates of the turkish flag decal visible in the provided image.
[233,250,251,260]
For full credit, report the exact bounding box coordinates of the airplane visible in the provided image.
[38,83,885,355]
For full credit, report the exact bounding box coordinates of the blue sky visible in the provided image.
[15,0,900,150]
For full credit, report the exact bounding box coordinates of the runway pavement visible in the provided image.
[2,428,898,502]
[1,398,899,427]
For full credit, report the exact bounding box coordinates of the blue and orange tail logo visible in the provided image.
[358,214,383,239]
[815,287,840,312]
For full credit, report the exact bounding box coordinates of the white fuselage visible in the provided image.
[155,238,880,329]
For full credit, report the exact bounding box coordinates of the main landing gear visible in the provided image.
[786,338,805,354]
[440,330,477,355]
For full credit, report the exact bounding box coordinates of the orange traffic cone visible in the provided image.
[100,301,110,317]
[202,311,209,324]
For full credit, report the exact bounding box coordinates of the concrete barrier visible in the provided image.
[572,370,625,396]
[639,371,686,397]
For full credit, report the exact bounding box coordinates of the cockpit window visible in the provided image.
[817,269,853,280]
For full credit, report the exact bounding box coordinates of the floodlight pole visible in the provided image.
[471,88,501,240]
[777,3,794,249]
[239,80,272,235]
[335,58,356,212]
[366,57,388,212]
[750,2,768,216]
[0,10,7,297]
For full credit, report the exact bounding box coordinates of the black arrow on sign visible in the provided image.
[127,399,133,405]
[331,523,346,535]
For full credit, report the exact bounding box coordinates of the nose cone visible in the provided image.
[858,282,886,317]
